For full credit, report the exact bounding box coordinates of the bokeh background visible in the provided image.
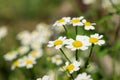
[0,0,120,80]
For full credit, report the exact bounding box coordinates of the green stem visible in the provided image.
[75,50,78,61]
[70,74,74,80]
[67,70,74,80]
[63,25,69,37]
[29,69,36,80]
[85,44,94,68]
[60,48,71,63]
[75,26,78,35]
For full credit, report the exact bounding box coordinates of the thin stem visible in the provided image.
[67,70,74,80]
[75,50,78,61]
[63,25,69,37]
[85,44,94,68]
[29,69,36,80]
[70,74,74,80]
[75,26,78,35]
[60,48,71,63]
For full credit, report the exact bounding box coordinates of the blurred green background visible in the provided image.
[0,0,120,80]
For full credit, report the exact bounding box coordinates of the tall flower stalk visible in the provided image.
[60,48,71,63]
[47,16,105,80]
[85,44,94,68]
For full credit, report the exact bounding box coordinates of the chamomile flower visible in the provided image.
[37,75,50,80]
[65,61,81,74]
[28,50,43,59]
[17,31,32,46]
[75,72,93,80]
[82,0,96,5]
[17,46,29,55]
[48,36,66,49]
[53,17,71,27]
[66,35,90,51]
[31,30,40,40]
[11,59,24,70]
[71,16,84,26]
[82,19,96,30]
[22,56,36,69]
[17,30,30,40]
[4,51,18,61]
[36,22,48,31]
[30,41,42,50]
[51,55,63,65]
[0,26,7,40]
[89,33,105,46]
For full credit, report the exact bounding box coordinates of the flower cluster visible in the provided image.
[75,72,93,80]
[47,16,106,80]
[48,34,105,50]
[65,61,81,74]
[4,23,52,70]
[53,16,96,30]
[37,75,50,80]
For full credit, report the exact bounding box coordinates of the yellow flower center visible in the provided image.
[85,22,91,26]
[89,37,98,43]
[13,61,19,67]
[31,51,37,57]
[67,64,75,71]
[26,59,32,64]
[72,19,80,23]
[58,19,65,23]
[54,40,63,46]
[72,40,83,48]
[9,52,14,56]
[56,57,60,61]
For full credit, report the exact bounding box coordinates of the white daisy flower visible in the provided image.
[53,17,71,27]
[65,61,81,74]
[66,35,91,51]
[28,50,43,59]
[17,30,30,40]
[22,56,36,69]
[17,46,29,55]
[36,23,52,44]
[82,0,96,5]
[47,36,66,49]
[37,75,50,80]
[4,51,18,61]
[51,55,63,65]
[75,72,93,80]
[30,40,42,50]
[17,31,32,46]
[89,33,105,46]
[36,22,48,31]
[71,16,84,26]
[31,30,40,40]
[11,59,25,70]
[82,19,96,30]
[21,35,32,46]
[0,26,7,40]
